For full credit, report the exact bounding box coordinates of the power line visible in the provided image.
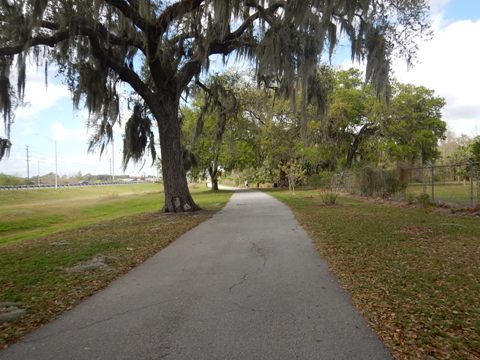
[26,146,30,179]
[111,139,115,180]
[55,141,58,189]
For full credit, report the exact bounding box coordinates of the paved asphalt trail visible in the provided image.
[0,190,391,360]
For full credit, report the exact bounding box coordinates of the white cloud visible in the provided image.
[51,122,70,141]
[429,0,452,15]
[20,121,34,136]
[14,65,70,120]
[392,17,480,136]
[51,122,89,142]
[340,10,480,137]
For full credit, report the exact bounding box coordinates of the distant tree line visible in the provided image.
[181,67,448,188]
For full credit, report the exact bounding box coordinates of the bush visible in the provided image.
[356,167,407,197]
[406,193,416,205]
[307,171,335,189]
[320,190,338,205]
[416,193,431,207]
[0,173,28,186]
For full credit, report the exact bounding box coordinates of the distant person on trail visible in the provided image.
[244,180,249,188]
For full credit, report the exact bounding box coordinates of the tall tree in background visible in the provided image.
[384,83,446,165]
[0,0,430,211]
[183,73,239,190]
[315,68,380,169]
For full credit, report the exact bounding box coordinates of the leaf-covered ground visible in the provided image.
[0,188,232,349]
[269,189,480,359]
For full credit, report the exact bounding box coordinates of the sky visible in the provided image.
[1,0,479,178]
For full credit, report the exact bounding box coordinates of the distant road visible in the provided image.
[0,181,149,191]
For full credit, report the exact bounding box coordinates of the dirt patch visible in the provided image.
[397,226,434,236]
[0,303,26,323]
[63,255,118,273]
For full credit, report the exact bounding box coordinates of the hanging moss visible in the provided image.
[122,104,156,169]
[0,0,430,165]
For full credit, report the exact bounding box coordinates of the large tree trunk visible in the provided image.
[278,167,288,187]
[209,168,219,191]
[346,124,377,168]
[208,167,218,191]
[156,97,200,212]
[209,156,220,191]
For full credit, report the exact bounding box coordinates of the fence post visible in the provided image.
[470,162,474,207]
[431,165,435,203]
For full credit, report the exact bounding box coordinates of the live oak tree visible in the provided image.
[383,83,446,165]
[192,73,238,191]
[0,0,430,211]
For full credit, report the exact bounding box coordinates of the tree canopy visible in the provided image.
[181,67,446,188]
[0,0,431,210]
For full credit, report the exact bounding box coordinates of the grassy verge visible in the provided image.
[407,183,480,207]
[267,188,480,359]
[0,184,167,245]
[0,187,232,349]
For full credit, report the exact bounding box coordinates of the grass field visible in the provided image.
[268,189,480,359]
[0,184,232,348]
[0,183,173,245]
[406,182,480,207]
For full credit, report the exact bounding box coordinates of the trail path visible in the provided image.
[0,190,391,360]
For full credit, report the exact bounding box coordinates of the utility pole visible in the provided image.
[37,160,40,186]
[55,141,58,189]
[111,139,115,181]
[26,146,30,180]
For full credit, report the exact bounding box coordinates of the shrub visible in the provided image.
[356,167,408,197]
[406,193,416,205]
[307,171,335,189]
[416,193,431,207]
[320,190,338,205]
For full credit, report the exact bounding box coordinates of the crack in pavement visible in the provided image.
[227,241,268,293]
[250,242,267,268]
[228,272,248,292]
[228,301,267,313]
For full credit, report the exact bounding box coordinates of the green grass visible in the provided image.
[268,188,480,359]
[407,182,480,206]
[0,185,232,348]
[0,184,169,245]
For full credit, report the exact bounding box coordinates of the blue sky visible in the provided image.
[442,0,480,19]
[1,0,479,178]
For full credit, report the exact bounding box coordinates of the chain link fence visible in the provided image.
[332,163,480,208]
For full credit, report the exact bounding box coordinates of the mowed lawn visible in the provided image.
[407,182,480,207]
[1,183,169,245]
[268,189,480,359]
[0,184,232,349]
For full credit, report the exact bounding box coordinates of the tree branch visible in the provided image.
[2,19,146,56]
[0,31,70,56]
[226,1,285,41]
[156,0,204,35]
[85,30,154,104]
[0,26,153,110]
[103,0,150,32]
[178,59,201,90]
